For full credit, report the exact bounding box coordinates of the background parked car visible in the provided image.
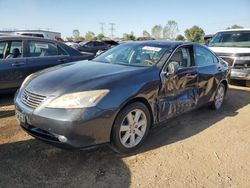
[77,40,109,55]
[95,40,119,56]
[0,36,93,93]
[13,31,49,39]
[208,29,250,86]
[65,42,81,49]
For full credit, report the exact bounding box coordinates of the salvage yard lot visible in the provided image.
[0,84,250,188]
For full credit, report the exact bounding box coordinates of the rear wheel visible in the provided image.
[246,80,250,87]
[111,102,151,153]
[212,83,225,110]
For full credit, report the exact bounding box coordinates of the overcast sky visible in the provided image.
[0,0,249,38]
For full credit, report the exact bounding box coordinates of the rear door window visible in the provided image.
[85,41,94,47]
[94,41,105,47]
[195,46,218,66]
[28,41,67,57]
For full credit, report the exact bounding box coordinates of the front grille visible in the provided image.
[21,89,47,109]
[220,56,235,66]
[234,60,250,69]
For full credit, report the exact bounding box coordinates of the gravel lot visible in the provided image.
[0,84,250,188]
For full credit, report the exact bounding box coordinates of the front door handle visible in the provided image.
[12,62,26,67]
[217,66,223,71]
[186,73,197,79]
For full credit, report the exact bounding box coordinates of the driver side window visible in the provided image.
[168,47,191,69]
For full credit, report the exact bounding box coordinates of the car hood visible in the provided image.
[209,46,250,54]
[25,60,148,96]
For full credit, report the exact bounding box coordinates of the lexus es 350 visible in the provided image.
[15,41,230,153]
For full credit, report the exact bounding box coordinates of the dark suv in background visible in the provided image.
[77,41,108,55]
[0,36,93,93]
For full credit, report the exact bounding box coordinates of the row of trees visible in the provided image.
[140,22,244,43]
[68,23,244,43]
[67,29,106,41]
[126,21,205,43]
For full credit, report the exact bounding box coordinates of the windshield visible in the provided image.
[209,31,250,48]
[93,43,169,66]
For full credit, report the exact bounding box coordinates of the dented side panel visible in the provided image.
[196,65,218,105]
[158,67,198,122]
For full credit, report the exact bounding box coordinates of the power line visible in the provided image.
[100,22,105,35]
[109,23,116,39]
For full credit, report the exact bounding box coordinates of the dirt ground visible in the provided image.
[0,84,250,188]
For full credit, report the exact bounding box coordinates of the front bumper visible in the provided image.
[15,93,116,149]
[231,69,250,81]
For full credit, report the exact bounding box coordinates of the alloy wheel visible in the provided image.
[215,85,225,109]
[119,109,147,148]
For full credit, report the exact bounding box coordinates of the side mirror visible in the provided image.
[166,61,179,76]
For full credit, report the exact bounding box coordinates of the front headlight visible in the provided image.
[236,56,250,61]
[46,89,109,109]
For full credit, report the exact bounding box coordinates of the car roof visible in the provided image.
[0,35,55,42]
[218,28,250,32]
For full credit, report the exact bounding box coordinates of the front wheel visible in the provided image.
[212,83,225,110]
[111,102,151,153]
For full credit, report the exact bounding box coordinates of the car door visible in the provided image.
[158,45,199,122]
[194,45,221,105]
[0,40,28,90]
[25,40,71,74]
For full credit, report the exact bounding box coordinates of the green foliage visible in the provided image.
[175,34,185,41]
[123,32,136,40]
[163,20,179,40]
[142,30,151,38]
[96,33,105,40]
[66,37,74,42]
[226,25,244,30]
[76,36,85,41]
[85,31,95,40]
[184,25,205,43]
[151,25,162,39]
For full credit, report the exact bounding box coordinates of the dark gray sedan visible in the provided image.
[0,36,93,93]
[15,41,230,153]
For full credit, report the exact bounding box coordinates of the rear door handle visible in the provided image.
[57,58,67,63]
[12,62,26,67]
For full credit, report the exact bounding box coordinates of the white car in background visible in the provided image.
[65,42,81,49]
[13,31,49,39]
[208,29,250,86]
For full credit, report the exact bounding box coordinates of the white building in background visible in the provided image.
[0,29,61,40]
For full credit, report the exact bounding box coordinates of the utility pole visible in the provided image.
[109,23,115,39]
[99,22,105,35]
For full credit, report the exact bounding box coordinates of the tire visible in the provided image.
[211,83,225,110]
[246,80,250,87]
[111,102,151,153]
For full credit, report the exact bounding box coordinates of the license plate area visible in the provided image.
[15,110,26,124]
